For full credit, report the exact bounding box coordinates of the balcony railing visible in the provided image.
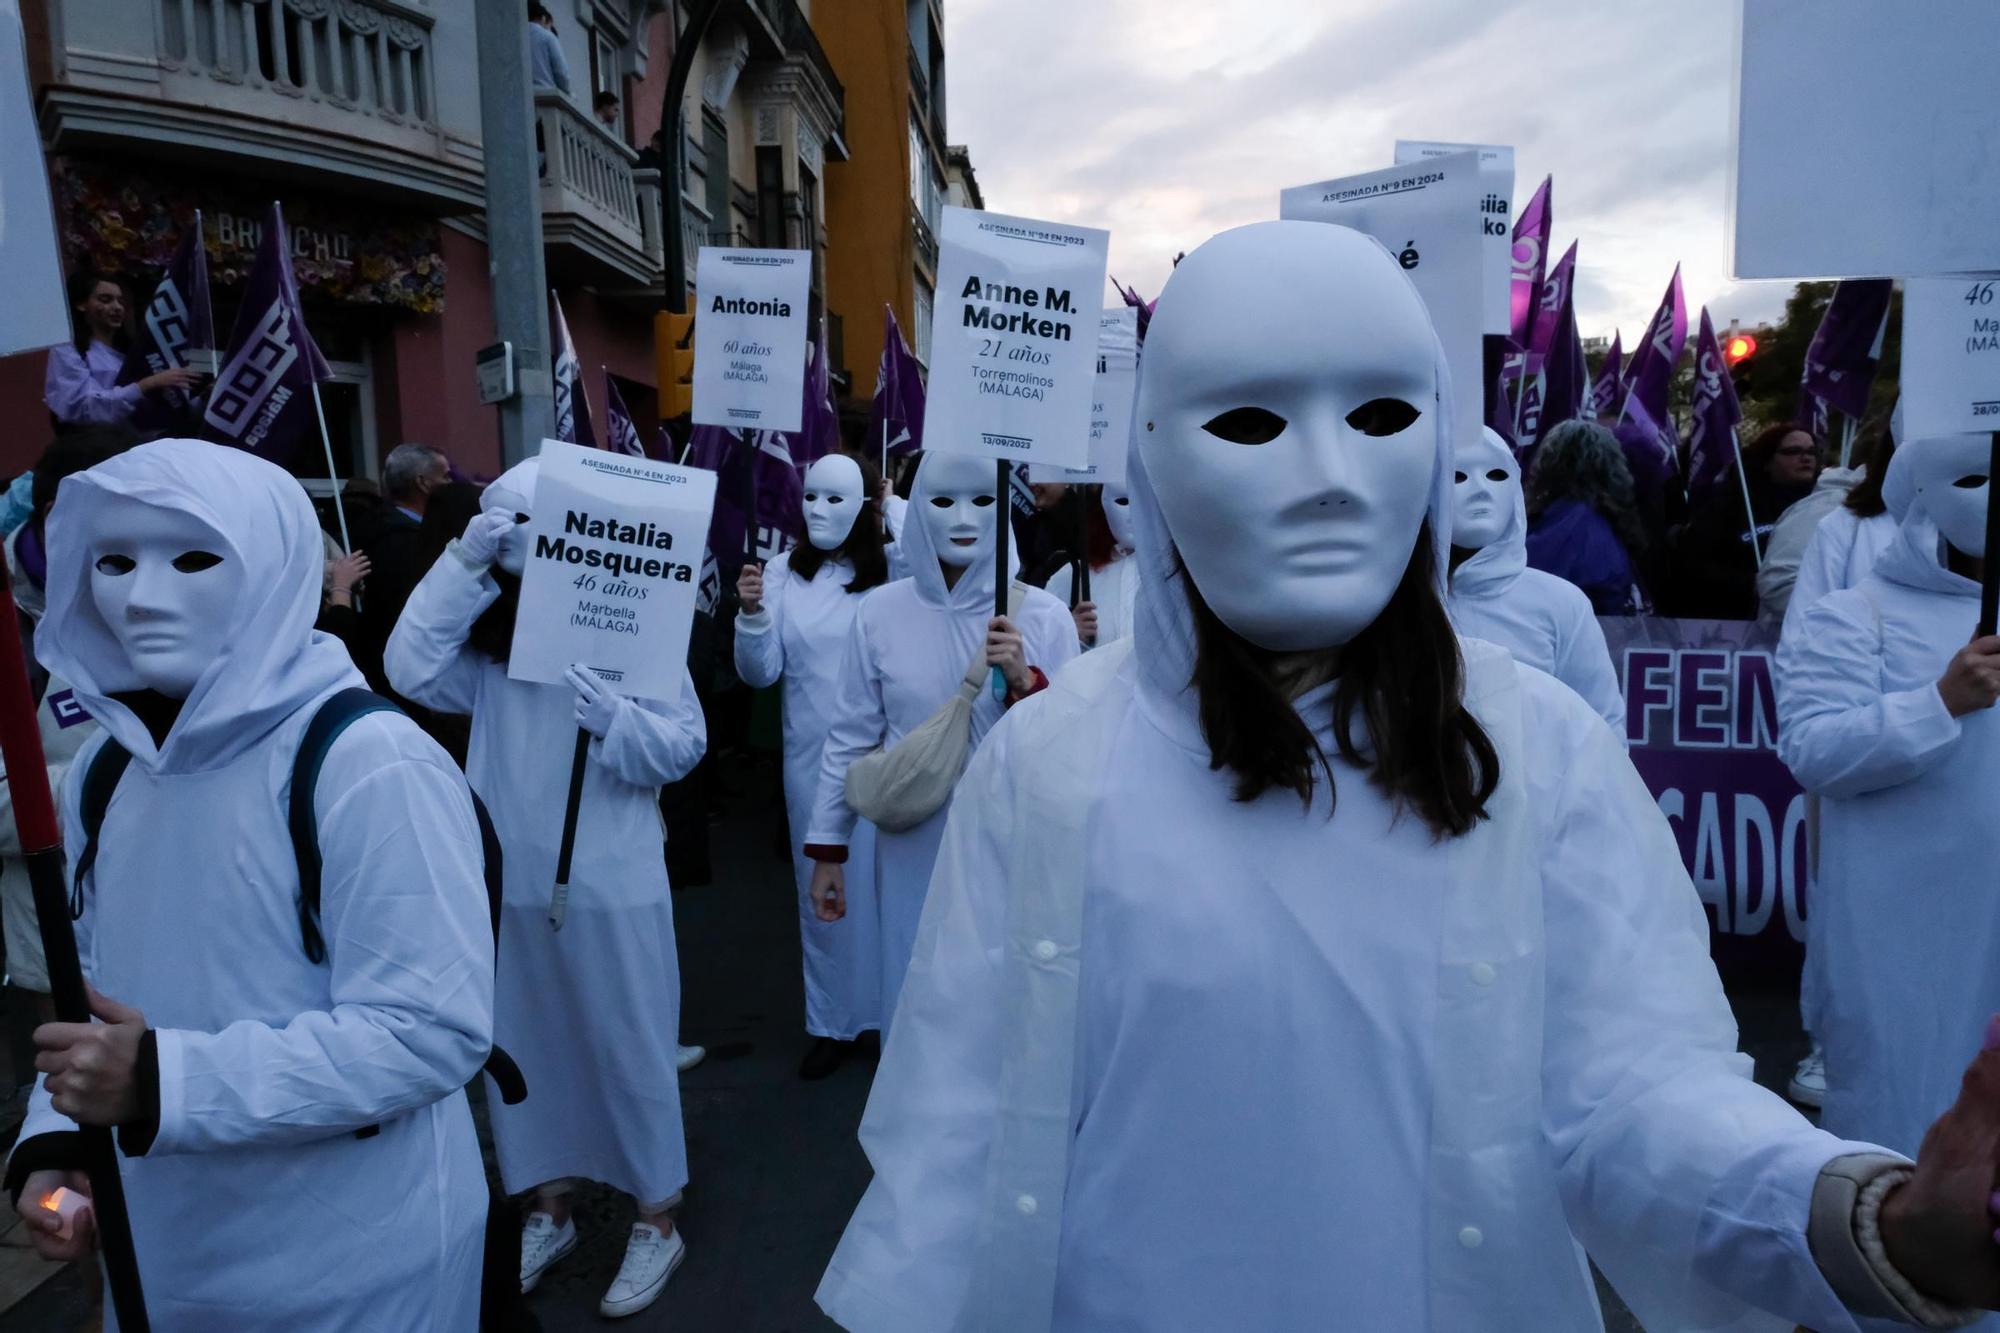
[157,0,435,126]
[538,92,661,287]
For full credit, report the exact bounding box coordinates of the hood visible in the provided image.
[1809,465,1862,501]
[1448,429,1527,601]
[5,524,44,621]
[483,456,540,511]
[1872,510,1979,600]
[900,453,1021,613]
[1126,228,1457,708]
[38,439,362,774]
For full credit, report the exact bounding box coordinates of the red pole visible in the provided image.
[0,546,150,1330]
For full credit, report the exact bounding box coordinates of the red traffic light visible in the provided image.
[1723,334,1758,365]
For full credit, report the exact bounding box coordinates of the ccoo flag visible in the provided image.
[1685,307,1744,500]
[1800,279,1892,420]
[1619,264,1688,456]
[202,202,331,460]
[1525,239,1577,367]
[869,305,926,459]
[1509,176,1551,349]
[601,370,649,459]
[1586,330,1623,421]
[120,213,216,435]
[551,292,596,448]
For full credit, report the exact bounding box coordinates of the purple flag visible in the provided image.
[1482,336,1519,454]
[1800,279,1892,420]
[1619,264,1688,457]
[1526,240,1577,365]
[1685,308,1744,500]
[1112,277,1157,343]
[686,425,804,613]
[1539,284,1588,441]
[202,203,331,460]
[794,323,840,472]
[1586,330,1623,421]
[869,305,926,459]
[550,292,596,448]
[602,371,647,458]
[1510,175,1551,348]
[120,214,215,434]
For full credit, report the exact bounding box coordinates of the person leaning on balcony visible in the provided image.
[43,271,198,431]
[528,2,571,94]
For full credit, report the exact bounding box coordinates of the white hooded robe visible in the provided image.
[386,464,706,1208]
[734,548,885,1039]
[15,440,493,1331]
[806,461,1078,1027]
[1041,551,1137,650]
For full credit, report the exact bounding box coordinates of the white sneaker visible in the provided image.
[600,1222,685,1318]
[519,1211,577,1293]
[1789,1048,1827,1108]
[675,1043,706,1073]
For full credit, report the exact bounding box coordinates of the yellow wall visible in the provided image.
[811,2,913,400]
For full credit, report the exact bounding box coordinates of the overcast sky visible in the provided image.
[945,0,1798,342]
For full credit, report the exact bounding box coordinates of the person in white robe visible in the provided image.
[817,221,2000,1333]
[1041,482,1140,650]
[735,454,892,1080]
[386,457,706,1319]
[1446,426,1624,730]
[8,439,493,1331]
[1778,432,2000,1180]
[803,451,1078,1027]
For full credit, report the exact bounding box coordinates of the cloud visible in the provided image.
[946,0,1799,337]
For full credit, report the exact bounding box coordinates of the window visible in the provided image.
[756,146,785,249]
[908,117,929,216]
[703,109,730,239]
[800,161,823,295]
[913,281,934,366]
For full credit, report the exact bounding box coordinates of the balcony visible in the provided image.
[39,0,483,211]
[537,91,663,291]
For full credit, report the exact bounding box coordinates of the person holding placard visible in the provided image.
[803,451,1077,1027]
[817,221,2000,1333]
[1447,427,1623,729]
[1040,482,1139,649]
[386,458,706,1320]
[1777,432,2000,1171]
[734,454,894,1080]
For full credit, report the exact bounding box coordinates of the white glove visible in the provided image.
[458,509,518,567]
[566,664,620,739]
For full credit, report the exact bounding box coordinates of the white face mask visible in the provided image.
[1137,222,1442,652]
[486,483,534,576]
[918,452,999,570]
[88,496,245,699]
[803,455,865,551]
[1103,482,1137,551]
[1910,436,1992,558]
[1451,428,1519,553]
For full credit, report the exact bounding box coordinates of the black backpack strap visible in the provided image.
[289,689,402,964]
[467,790,525,1106]
[70,738,134,920]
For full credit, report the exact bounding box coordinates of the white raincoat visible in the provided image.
[820,388,1885,1333]
[735,548,884,1038]
[806,461,1078,1026]
[386,460,706,1208]
[1777,511,2000,1165]
[1446,436,1623,730]
[18,440,493,1331]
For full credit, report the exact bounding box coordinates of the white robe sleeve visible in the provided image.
[383,544,499,715]
[1551,595,1625,730]
[1776,592,1963,799]
[806,608,886,849]
[591,676,707,789]
[1021,590,1082,681]
[1534,688,1876,1333]
[1777,515,1859,646]
[732,560,788,690]
[149,719,494,1154]
[817,719,1015,1331]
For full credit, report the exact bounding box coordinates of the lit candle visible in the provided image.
[38,1187,85,1241]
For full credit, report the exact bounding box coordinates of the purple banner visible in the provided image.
[1586,330,1623,421]
[1509,175,1551,348]
[1602,616,1807,971]
[201,202,331,461]
[1685,308,1743,500]
[1801,279,1892,420]
[119,213,215,434]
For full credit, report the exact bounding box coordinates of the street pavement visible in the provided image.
[0,750,1814,1332]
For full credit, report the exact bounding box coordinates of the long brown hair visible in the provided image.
[1184,522,1499,839]
[789,453,890,594]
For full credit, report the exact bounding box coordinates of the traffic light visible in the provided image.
[656,311,694,419]
[1723,333,1758,366]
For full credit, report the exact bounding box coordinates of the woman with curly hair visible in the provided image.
[1524,419,1650,615]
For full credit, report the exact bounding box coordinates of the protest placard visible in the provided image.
[692,247,811,433]
[1393,140,1514,336]
[1030,305,1137,485]
[1280,152,1484,455]
[509,441,718,701]
[924,207,1110,471]
[1899,276,2000,437]
[0,0,70,358]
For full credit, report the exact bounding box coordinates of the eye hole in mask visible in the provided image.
[1952,474,1989,489]
[825,495,845,505]
[1112,496,1130,507]
[804,491,818,502]
[514,512,530,525]
[1453,470,1469,484]
[1201,407,1287,445]
[95,554,136,576]
[1486,468,1510,483]
[171,551,224,573]
[1345,398,1423,437]
[971,495,996,508]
